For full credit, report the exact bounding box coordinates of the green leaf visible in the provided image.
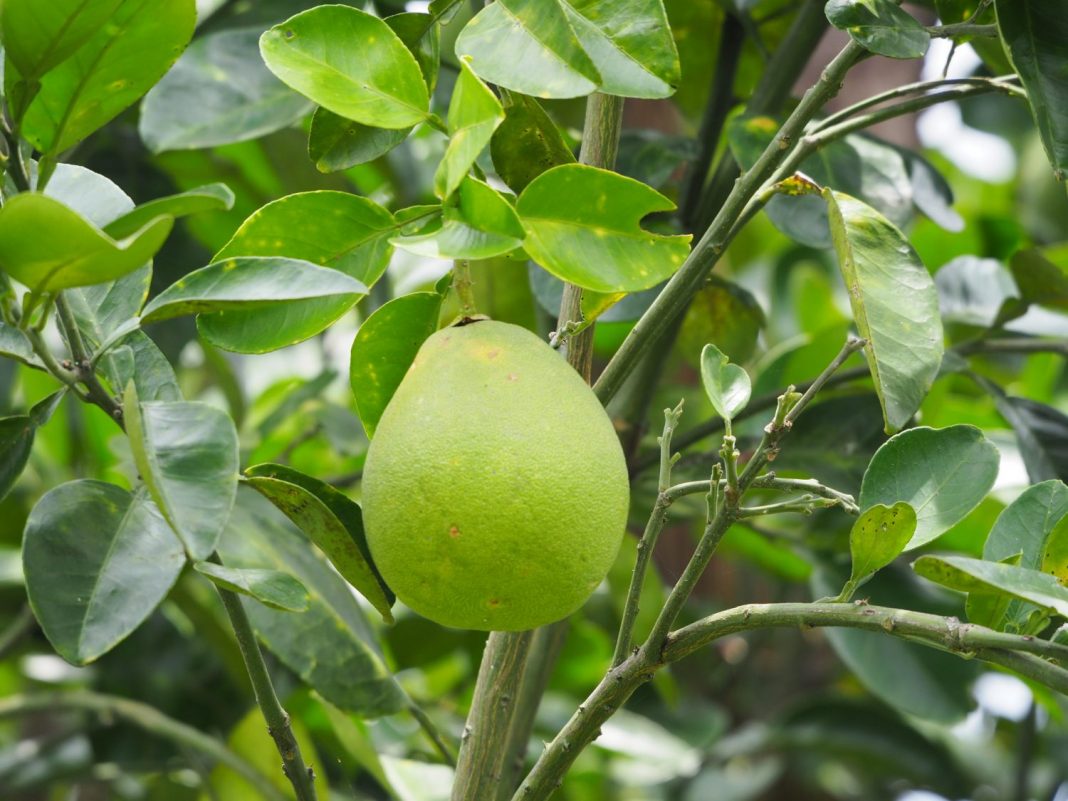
[0,392,65,502]
[386,12,441,92]
[560,0,680,98]
[350,292,443,438]
[98,331,181,402]
[995,0,1068,178]
[490,94,576,193]
[22,480,185,665]
[1,0,123,79]
[215,192,398,288]
[219,487,405,716]
[1,0,123,120]
[103,184,235,240]
[244,468,395,624]
[0,193,173,293]
[140,27,312,153]
[434,57,504,199]
[678,276,765,366]
[516,163,691,292]
[825,0,930,59]
[141,256,367,327]
[308,108,411,173]
[824,190,943,433]
[699,343,751,425]
[196,193,393,352]
[935,256,1021,328]
[456,0,600,99]
[124,385,239,561]
[1009,245,1068,311]
[0,321,42,368]
[859,425,1000,550]
[914,554,1068,618]
[394,177,525,260]
[193,562,309,612]
[1043,514,1068,583]
[0,417,36,502]
[260,5,430,129]
[846,502,917,588]
[18,0,196,156]
[975,479,1068,630]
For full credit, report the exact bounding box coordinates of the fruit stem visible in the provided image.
[452,260,478,316]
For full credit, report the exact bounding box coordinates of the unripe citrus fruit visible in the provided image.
[362,320,629,631]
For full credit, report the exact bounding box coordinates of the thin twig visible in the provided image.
[212,556,319,801]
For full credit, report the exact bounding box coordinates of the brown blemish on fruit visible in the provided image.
[448,525,461,538]
[507,373,518,382]
[486,348,500,359]
[488,598,501,607]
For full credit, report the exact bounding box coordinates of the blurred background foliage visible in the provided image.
[2,1,1068,800]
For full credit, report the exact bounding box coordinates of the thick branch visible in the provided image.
[451,630,535,801]
[593,41,866,405]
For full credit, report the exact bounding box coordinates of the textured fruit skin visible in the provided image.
[362,320,629,631]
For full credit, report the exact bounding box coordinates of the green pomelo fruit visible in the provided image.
[362,319,629,631]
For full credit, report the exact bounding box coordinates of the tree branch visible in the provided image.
[0,691,290,801]
[593,41,866,405]
[451,630,535,801]
[213,564,319,801]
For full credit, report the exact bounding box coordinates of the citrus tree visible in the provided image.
[2,0,1068,799]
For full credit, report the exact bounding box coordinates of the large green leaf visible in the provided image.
[975,480,1068,630]
[859,425,1000,550]
[456,0,600,99]
[825,0,930,59]
[124,386,239,561]
[214,192,397,287]
[219,488,405,716]
[197,192,394,352]
[141,257,367,327]
[393,177,525,260]
[434,57,504,199]
[516,163,691,292]
[824,190,943,433]
[244,466,394,624]
[995,0,1068,178]
[1,0,123,79]
[560,0,680,98]
[98,331,181,402]
[490,94,576,194]
[260,5,430,130]
[308,109,410,173]
[914,554,1068,619]
[193,562,309,613]
[140,27,312,153]
[103,184,235,240]
[18,0,196,156]
[350,292,443,438]
[1,0,123,118]
[22,480,185,665]
[0,193,172,293]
